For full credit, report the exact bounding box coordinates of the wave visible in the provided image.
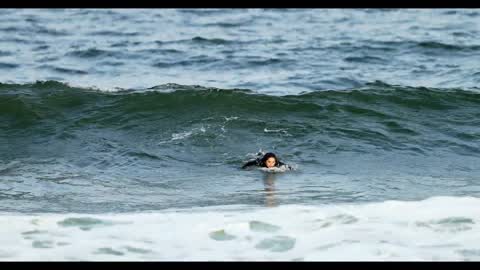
[1,80,480,160]
[66,48,120,58]
[329,40,480,55]
[0,62,19,69]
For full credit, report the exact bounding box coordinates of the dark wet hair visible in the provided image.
[260,152,278,167]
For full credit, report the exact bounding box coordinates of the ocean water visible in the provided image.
[1,9,480,261]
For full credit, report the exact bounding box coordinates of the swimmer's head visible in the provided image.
[261,152,278,168]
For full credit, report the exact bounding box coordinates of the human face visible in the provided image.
[265,157,276,168]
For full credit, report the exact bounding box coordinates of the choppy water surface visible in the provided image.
[1,9,480,260]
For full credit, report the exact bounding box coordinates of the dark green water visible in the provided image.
[1,81,479,212]
[0,9,480,213]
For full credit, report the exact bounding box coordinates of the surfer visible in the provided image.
[241,152,292,170]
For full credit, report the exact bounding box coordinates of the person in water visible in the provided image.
[242,152,291,169]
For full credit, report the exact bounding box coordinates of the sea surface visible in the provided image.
[1,9,480,261]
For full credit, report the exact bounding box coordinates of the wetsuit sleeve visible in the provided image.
[242,159,259,169]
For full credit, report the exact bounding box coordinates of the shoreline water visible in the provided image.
[1,196,479,261]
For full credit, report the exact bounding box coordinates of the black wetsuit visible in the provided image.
[241,158,289,169]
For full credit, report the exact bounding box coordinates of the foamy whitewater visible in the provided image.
[2,9,480,261]
[2,196,480,261]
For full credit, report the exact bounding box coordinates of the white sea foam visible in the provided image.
[224,116,239,121]
[1,196,480,261]
[158,126,207,144]
[171,131,193,141]
[263,128,291,136]
[259,164,296,173]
